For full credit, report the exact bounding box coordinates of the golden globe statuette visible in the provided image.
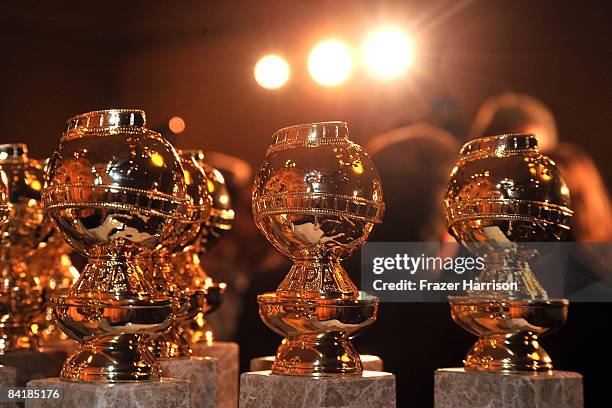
[43,109,191,382]
[173,150,234,345]
[0,144,49,354]
[146,151,211,359]
[252,122,384,375]
[444,133,573,372]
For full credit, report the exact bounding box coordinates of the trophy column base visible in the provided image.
[239,370,396,408]
[191,341,239,408]
[250,354,383,372]
[61,335,161,382]
[25,378,189,408]
[159,357,218,408]
[0,365,16,408]
[0,350,66,386]
[434,368,583,408]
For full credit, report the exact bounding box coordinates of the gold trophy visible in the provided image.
[444,133,573,372]
[146,150,211,359]
[252,122,385,375]
[43,109,191,381]
[0,144,48,354]
[172,150,234,345]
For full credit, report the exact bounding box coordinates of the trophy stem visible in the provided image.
[61,333,162,382]
[277,258,359,300]
[272,332,362,376]
[72,256,155,298]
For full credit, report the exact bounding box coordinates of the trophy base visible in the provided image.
[148,326,192,359]
[250,354,383,372]
[61,335,161,382]
[25,377,189,408]
[434,368,583,408]
[159,357,218,408]
[0,365,16,408]
[239,370,395,408]
[0,350,66,386]
[192,341,239,408]
[449,297,569,372]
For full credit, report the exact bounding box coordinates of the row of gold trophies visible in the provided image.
[0,109,234,381]
[1,108,573,386]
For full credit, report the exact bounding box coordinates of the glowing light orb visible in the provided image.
[308,39,353,86]
[363,28,414,80]
[254,55,290,89]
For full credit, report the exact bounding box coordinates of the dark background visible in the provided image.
[1,0,610,184]
[2,1,611,407]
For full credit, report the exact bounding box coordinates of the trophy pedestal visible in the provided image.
[25,378,189,408]
[191,341,239,408]
[0,365,16,408]
[159,357,218,408]
[239,371,396,408]
[0,350,67,386]
[434,368,583,408]
[250,354,383,372]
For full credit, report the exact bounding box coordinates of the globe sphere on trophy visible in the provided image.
[173,150,234,345]
[43,109,191,382]
[145,150,211,359]
[252,121,385,375]
[444,133,573,372]
[0,143,49,354]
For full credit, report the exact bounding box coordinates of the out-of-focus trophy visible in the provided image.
[172,149,238,408]
[0,164,17,389]
[0,144,67,386]
[435,133,583,408]
[144,149,221,408]
[174,150,233,346]
[28,109,192,407]
[33,229,79,353]
[240,122,396,408]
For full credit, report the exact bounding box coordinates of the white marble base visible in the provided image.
[191,341,239,408]
[0,350,67,386]
[250,355,383,372]
[239,370,396,408]
[160,357,218,408]
[0,366,17,408]
[25,378,189,408]
[434,368,584,408]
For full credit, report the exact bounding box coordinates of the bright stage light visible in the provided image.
[254,55,290,89]
[363,28,414,80]
[308,39,353,87]
[168,116,186,134]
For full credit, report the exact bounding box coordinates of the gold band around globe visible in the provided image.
[445,198,573,229]
[253,191,384,224]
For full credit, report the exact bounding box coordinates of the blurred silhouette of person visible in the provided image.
[470,92,559,152]
[545,143,612,407]
[345,123,473,408]
[548,143,612,243]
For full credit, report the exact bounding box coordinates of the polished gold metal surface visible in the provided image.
[0,144,48,355]
[43,109,190,381]
[252,121,384,375]
[172,150,234,344]
[449,297,568,372]
[146,150,211,359]
[443,133,573,372]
